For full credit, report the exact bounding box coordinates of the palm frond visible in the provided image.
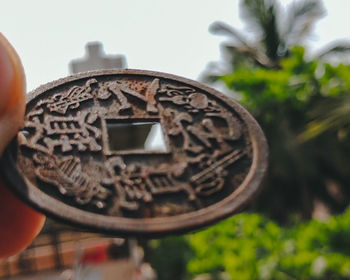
[283,0,325,45]
[317,41,350,59]
[240,0,274,35]
[209,21,250,47]
[223,44,274,68]
[262,4,281,61]
[240,0,282,62]
[200,61,228,83]
[299,95,350,141]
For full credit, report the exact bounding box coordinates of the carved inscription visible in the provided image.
[17,74,252,218]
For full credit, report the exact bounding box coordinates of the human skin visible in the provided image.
[0,33,45,259]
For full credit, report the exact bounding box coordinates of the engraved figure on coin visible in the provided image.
[102,78,160,115]
[157,83,244,157]
[103,157,200,214]
[20,111,102,153]
[156,82,247,200]
[41,78,98,114]
[33,152,110,208]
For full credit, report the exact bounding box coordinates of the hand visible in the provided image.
[0,33,45,259]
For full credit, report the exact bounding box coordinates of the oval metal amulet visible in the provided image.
[0,70,268,237]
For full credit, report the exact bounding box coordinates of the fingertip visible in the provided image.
[0,33,26,156]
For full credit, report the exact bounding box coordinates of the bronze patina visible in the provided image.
[0,70,268,237]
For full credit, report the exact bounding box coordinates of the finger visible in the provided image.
[0,179,46,259]
[0,35,45,259]
[0,33,26,156]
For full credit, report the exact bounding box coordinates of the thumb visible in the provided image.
[0,33,26,156]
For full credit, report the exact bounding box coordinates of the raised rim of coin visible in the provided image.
[0,69,268,237]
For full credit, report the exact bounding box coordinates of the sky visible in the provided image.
[1,0,350,92]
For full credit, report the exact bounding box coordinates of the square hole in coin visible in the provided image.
[106,121,167,152]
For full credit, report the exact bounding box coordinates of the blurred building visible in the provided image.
[69,42,127,74]
[0,232,133,280]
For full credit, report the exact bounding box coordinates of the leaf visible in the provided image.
[317,41,350,59]
[209,21,250,47]
[283,0,325,45]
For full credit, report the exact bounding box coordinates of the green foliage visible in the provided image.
[302,62,350,140]
[220,46,350,222]
[182,47,350,280]
[188,208,350,280]
[221,46,318,113]
[150,236,194,280]
[183,2,350,280]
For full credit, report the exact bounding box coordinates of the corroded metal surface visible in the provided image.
[0,69,268,237]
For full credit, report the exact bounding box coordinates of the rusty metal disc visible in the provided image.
[0,69,268,237]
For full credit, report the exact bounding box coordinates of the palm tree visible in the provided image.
[204,0,350,81]
[202,0,350,222]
